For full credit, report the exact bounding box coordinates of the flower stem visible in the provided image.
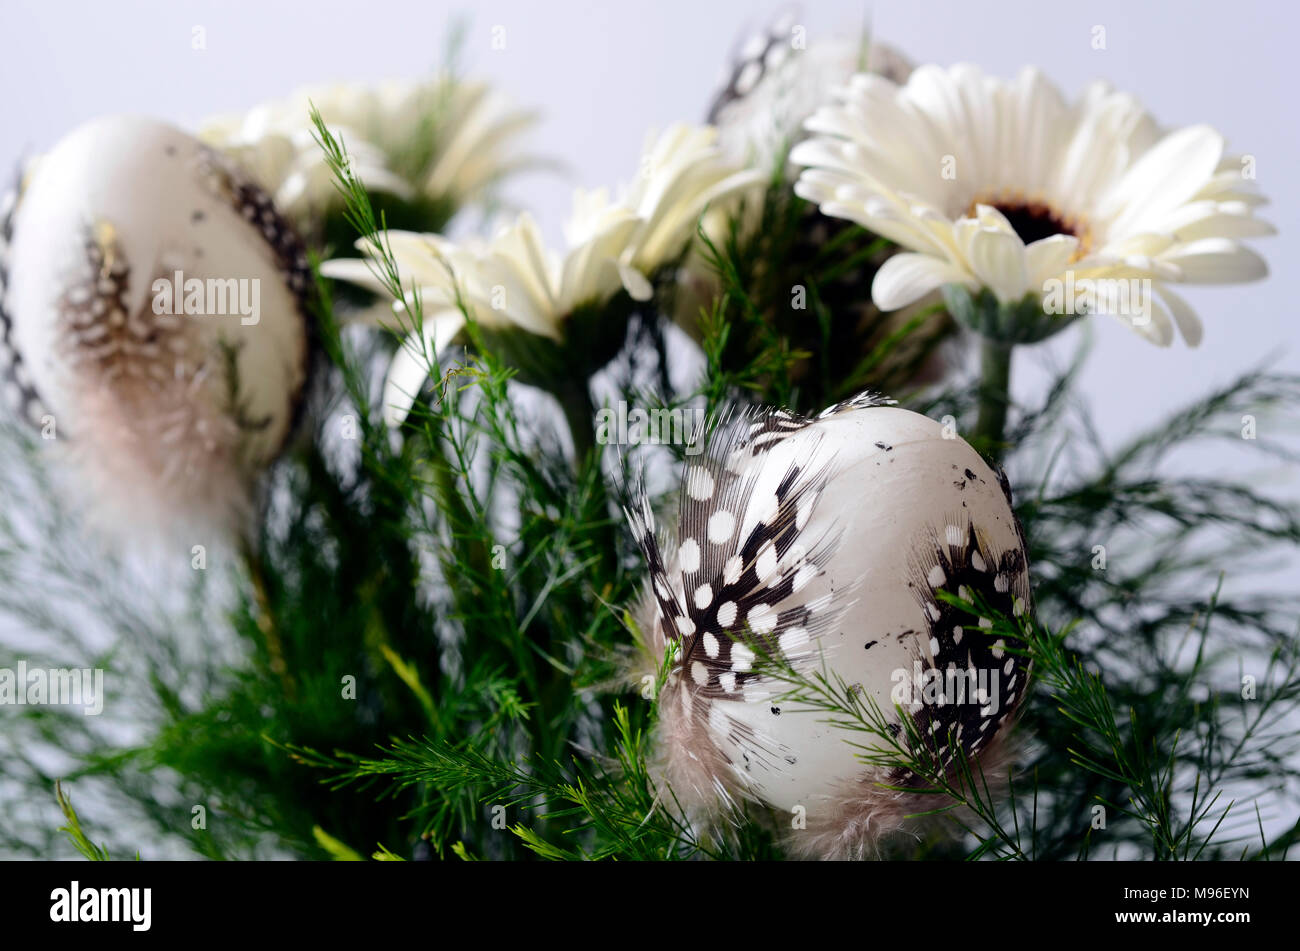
[555,380,619,572]
[974,338,1014,459]
[556,380,598,464]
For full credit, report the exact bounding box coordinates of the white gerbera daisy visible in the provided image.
[791,64,1274,346]
[322,212,643,425]
[322,123,761,426]
[567,123,764,268]
[201,77,538,233]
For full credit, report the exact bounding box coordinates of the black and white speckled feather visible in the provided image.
[705,8,913,139]
[626,392,1034,855]
[198,147,314,309]
[0,174,49,429]
[899,515,1031,776]
[705,7,802,125]
[626,393,896,706]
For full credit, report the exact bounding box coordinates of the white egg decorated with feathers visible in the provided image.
[0,115,311,538]
[626,393,1032,859]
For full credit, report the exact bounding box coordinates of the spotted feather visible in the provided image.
[0,174,49,429]
[897,514,1032,777]
[705,7,801,125]
[626,399,875,702]
[629,394,1035,853]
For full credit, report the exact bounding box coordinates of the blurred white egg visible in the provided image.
[0,115,311,537]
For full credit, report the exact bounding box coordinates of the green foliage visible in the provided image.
[55,782,114,861]
[693,176,955,414]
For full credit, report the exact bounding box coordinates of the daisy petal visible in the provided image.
[318,258,392,297]
[872,253,975,311]
[617,262,654,302]
[382,312,467,428]
[1024,234,1080,285]
[1160,238,1268,284]
[790,63,1272,349]
[967,228,1029,303]
[1155,284,1203,346]
[1102,125,1225,235]
[1114,294,1174,347]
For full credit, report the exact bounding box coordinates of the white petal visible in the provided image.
[382,312,467,427]
[617,261,654,302]
[972,204,1019,237]
[1102,125,1225,236]
[1173,210,1276,242]
[1160,238,1268,284]
[872,253,975,311]
[967,228,1029,303]
[1116,294,1174,347]
[319,257,392,297]
[1154,284,1203,346]
[1024,234,1080,285]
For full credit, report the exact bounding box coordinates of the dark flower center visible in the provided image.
[966,195,1092,260]
[992,201,1076,245]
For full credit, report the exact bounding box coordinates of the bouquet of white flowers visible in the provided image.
[0,10,1294,870]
